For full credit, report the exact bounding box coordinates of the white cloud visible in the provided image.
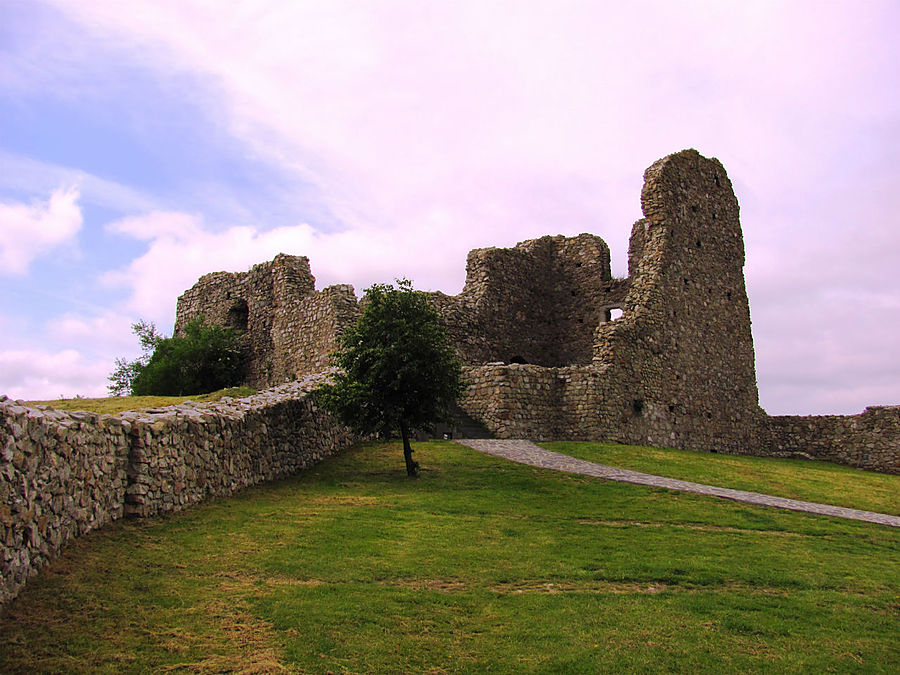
[48,310,138,354]
[0,186,83,275]
[101,208,481,330]
[108,210,203,241]
[0,348,111,401]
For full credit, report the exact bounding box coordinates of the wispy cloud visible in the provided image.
[0,150,157,213]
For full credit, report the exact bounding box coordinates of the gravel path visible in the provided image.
[456,439,900,528]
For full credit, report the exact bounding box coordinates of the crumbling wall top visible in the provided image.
[433,233,619,367]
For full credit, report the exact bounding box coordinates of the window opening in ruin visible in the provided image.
[632,399,644,416]
[227,300,249,331]
[714,174,721,188]
[696,239,702,249]
[509,355,528,365]
[610,308,624,321]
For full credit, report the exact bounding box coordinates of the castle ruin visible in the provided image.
[176,149,899,474]
[7,149,897,610]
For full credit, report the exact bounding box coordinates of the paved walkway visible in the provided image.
[456,439,900,528]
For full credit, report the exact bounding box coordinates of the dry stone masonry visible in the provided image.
[0,375,354,608]
[768,407,900,474]
[3,148,898,610]
[428,233,628,367]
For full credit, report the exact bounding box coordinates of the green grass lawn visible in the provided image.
[24,386,258,415]
[1,441,898,673]
[543,441,900,516]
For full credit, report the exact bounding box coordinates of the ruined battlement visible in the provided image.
[4,149,896,613]
[430,232,624,367]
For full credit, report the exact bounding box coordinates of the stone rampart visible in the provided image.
[767,407,900,474]
[0,376,354,609]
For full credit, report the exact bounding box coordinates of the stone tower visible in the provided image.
[591,149,765,451]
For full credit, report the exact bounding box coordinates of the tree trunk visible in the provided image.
[400,425,419,477]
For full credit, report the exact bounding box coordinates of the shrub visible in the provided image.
[110,318,244,397]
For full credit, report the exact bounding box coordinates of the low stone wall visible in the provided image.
[0,406,130,609]
[768,407,900,475]
[0,375,354,609]
[460,365,899,474]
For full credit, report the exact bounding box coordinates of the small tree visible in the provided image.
[317,279,465,476]
[107,320,163,396]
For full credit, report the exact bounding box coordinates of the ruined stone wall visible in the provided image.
[168,149,899,474]
[268,284,359,382]
[0,376,354,609]
[453,150,767,453]
[589,150,766,452]
[176,255,359,387]
[460,364,563,439]
[766,407,900,474]
[431,234,628,367]
[175,151,765,457]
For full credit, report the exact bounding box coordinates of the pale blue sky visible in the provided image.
[1,0,898,415]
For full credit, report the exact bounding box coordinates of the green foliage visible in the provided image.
[108,317,244,397]
[107,320,162,396]
[317,279,465,475]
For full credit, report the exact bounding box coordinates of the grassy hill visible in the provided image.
[1,441,897,673]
